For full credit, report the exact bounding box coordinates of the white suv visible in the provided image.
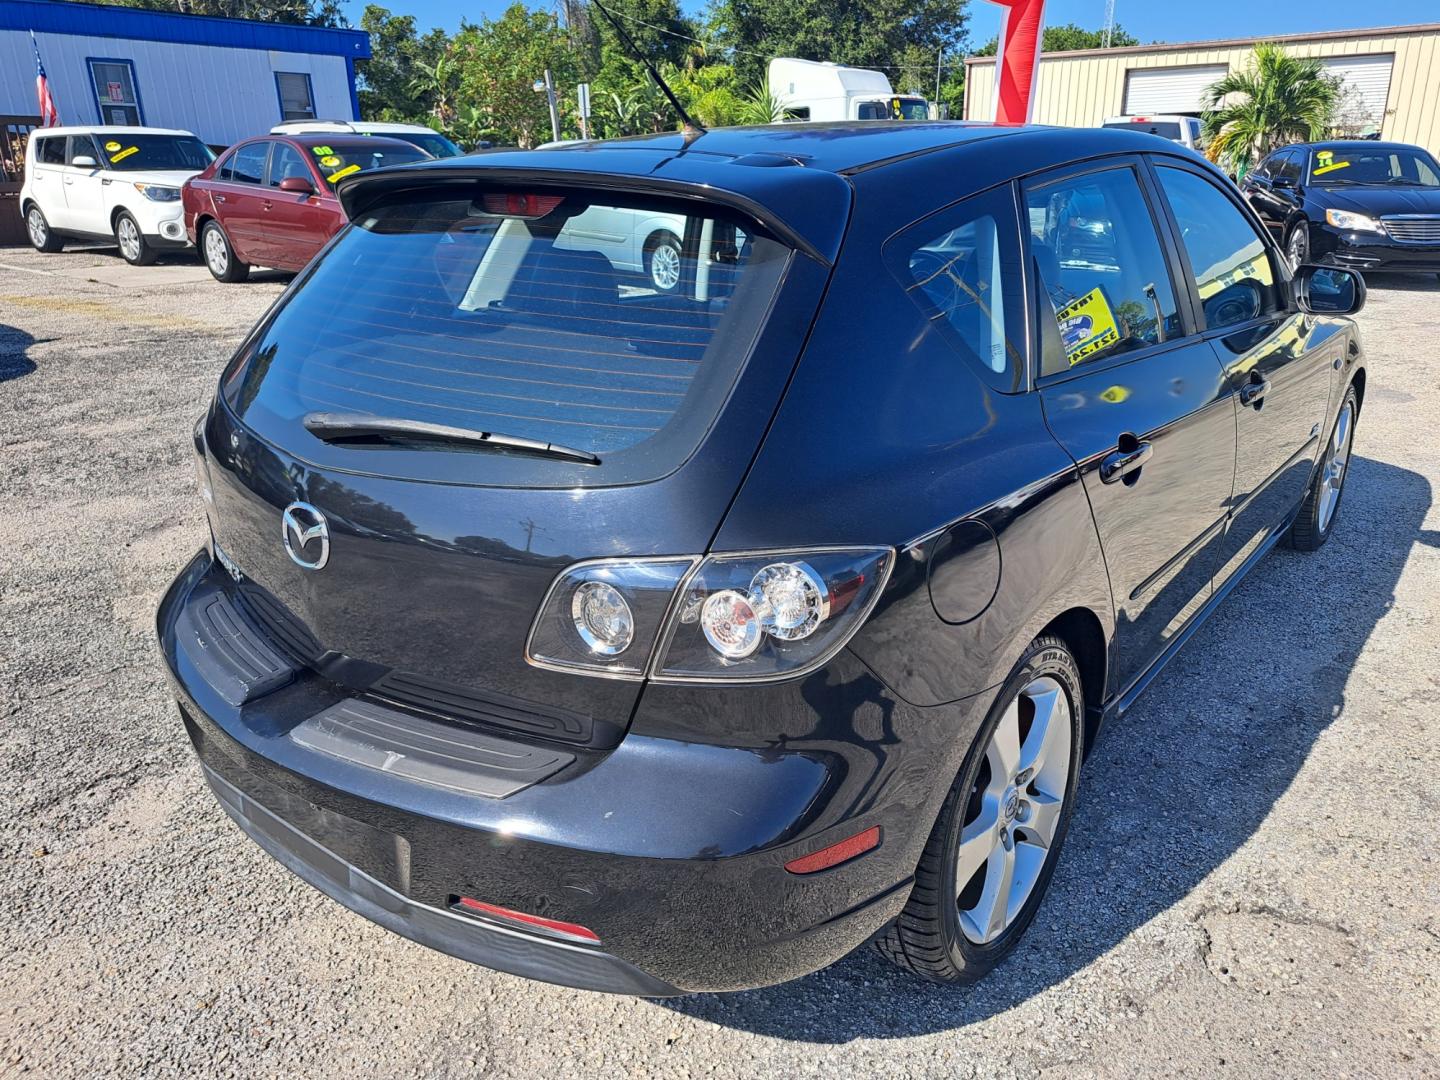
[20,126,214,265]
[270,120,463,158]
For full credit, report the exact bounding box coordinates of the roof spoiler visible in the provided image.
[334,161,848,266]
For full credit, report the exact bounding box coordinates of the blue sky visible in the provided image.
[352,0,1439,47]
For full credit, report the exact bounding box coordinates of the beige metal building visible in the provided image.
[963,22,1440,153]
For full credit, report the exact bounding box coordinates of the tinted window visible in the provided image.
[857,101,886,120]
[222,191,790,482]
[300,141,429,188]
[892,185,1024,390]
[1272,151,1302,183]
[97,134,212,172]
[226,142,268,185]
[37,137,65,165]
[269,142,312,186]
[1103,121,1183,141]
[1157,166,1282,330]
[1028,167,1181,375]
[390,131,459,158]
[1306,146,1440,187]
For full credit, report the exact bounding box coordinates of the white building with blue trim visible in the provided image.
[0,0,370,146]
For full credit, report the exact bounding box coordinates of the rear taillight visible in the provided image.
[451,896,600,944]
[525,548,894,684]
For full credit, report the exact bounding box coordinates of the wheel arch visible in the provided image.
[1035,606,1108,750]
[1349,364,1367,411]
[110,203,136,231]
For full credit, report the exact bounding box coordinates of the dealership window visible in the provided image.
[88,59,142,126]
[276,73,316,121]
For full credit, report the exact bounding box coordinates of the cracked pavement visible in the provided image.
[1,246,1438,1077]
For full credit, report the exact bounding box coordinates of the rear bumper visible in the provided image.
[159,550,965,993]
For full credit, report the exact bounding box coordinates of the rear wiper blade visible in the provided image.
[302,412,600,465]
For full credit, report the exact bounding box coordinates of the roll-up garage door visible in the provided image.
[1321,54,1394,131]
[1123,65,1229,114]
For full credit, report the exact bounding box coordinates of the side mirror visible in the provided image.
[1294,264,1365,316]
[71,155,97,168]
[471,140,494,152]
[278,176,314,195]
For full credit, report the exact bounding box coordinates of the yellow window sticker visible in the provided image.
[104,140,121,153]
[327,163,361,183]
[109,146,139,163]
[319,155,341,168]
[1313,160,1351,176]
[1055,287,1121,364]
[311,145,333,157]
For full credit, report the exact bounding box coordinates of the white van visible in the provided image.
[1102,115,1206,151]
[20,126,213,264]
[270,120,463,158]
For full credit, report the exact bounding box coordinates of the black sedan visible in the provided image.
[1243,139,1440,277]
[159,123,1367,994]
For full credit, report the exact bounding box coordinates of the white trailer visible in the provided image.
[768,58,929,123]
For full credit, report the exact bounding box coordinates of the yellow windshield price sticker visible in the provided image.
[319,154,341,168]
[1055,287,1121,364]
[327,163,361,183]
[104,140,121,152]
[110,146,139,163]
[311,145,333,157]
[1314,160,1351,176]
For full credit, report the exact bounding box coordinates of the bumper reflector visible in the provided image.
[784,825,881,875]
[452,896,601,944]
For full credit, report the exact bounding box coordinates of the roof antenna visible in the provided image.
[589,0,706,140]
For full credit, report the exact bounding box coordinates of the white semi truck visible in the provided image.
[768,58,930,123]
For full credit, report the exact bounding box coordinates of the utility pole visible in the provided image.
[542,69,561,143]
[934,47,944,116]
[1102,0,1116,49]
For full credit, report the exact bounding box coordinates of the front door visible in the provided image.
[1028,159,1237,692]
[63,135,107,235]
[1149,161,1338,588]
[258,142,334,270]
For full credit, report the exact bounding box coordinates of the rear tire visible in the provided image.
[115,211,156,266]
[1288,385,1358,551]
[875,635,1085,984]
[25,205,64,253]
[201,220,250,283]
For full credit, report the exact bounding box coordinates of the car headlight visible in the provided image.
[1325,209,1384,233]
[134,183,182,202]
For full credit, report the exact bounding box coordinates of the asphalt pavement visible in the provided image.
[1,245,1437,1078]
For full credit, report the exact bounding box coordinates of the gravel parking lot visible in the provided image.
[2,245,1438,1078]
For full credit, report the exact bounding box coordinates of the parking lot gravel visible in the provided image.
[2,245,1438,1078]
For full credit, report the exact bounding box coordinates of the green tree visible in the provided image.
[357,5,450,121]
[974,22,1139,56]
[1201,43,1339,175]
[453,5,584,147]
[88,0,346,25]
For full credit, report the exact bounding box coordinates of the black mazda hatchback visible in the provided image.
[159,123,1367,995]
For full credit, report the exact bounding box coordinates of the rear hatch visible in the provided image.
[202,171,841,749]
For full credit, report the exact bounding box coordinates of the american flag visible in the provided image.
[31,31,59,126]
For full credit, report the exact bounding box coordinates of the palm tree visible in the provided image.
[736,78,785,126]
[1201,43,1339,177]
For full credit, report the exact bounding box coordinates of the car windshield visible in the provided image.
[99,134,212,171]
[1103,121,1183,141]
[301,142,431,188]
[390,131,462,158]
[221,188,790,483]
[1307,147,1440,186]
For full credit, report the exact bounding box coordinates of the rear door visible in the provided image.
[29,134,70,228]
[1029,157,1237,692]
[211,140,272,263]
[1150,159,1337,587]
[260,141,336,270]
[63,135,106,234]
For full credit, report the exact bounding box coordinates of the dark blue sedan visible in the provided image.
[158,122,1368,994]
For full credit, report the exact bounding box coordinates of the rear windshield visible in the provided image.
[389,131,462,158]
[222,188,790,485]
[302,141,430,187]
[1104,121,1183,141]
[99,134,213,171]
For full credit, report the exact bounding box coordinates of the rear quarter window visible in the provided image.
[221,188,790,486]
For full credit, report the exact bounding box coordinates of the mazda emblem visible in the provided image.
[281,501,330,570]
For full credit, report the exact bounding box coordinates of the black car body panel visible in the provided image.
[1243,139,1440,272]
[159,123,1366,994]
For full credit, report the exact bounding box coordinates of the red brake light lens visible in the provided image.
[482,192,565,218]
[784,825,881,875]
[452,896,600,944]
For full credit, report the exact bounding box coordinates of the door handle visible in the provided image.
[1239,374,1272,407]
[262,200,273,211]
[1100,436,1153,484]
[215,194,227,203]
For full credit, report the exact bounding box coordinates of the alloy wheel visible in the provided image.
[27,209,47,248]
[1318,399,1354,532]
[957,675,1072,945]
[650,239,681,291]
[205,228,229,276]
[1287,227,1308,269]
[118,217,141,262]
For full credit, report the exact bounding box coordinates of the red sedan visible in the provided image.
[183,133,430,282]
